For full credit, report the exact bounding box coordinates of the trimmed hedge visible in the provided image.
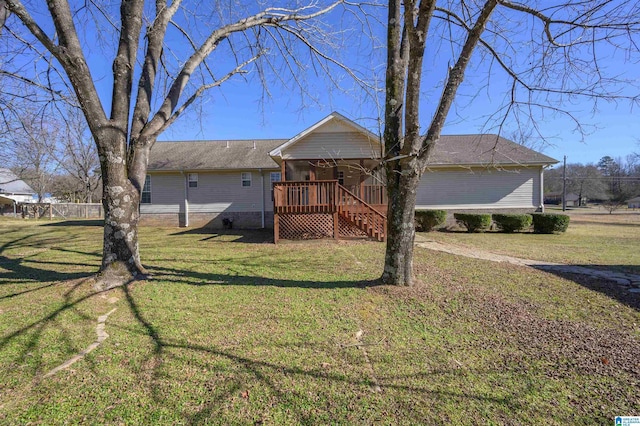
[531,213,570,234]
[415,209,447,232]
[492,213,533,233]
[453,213,492,233]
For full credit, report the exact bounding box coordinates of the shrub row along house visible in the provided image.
[143,113,558,242]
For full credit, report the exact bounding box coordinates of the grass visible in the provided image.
[424,208,640,274]
[0,216,639,424]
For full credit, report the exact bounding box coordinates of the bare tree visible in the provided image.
[546,163,608,205]
[2,0,348,288]
[382,1,640,285]
[56,108,101,203]
[1,104,60,201]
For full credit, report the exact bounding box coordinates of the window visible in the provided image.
[241,172,252,187]
[270,172,281,200]
[337,171,345,186]
[141,175,151,204]
[188,173,198,188]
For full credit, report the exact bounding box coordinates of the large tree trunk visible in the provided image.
[381,161,421,286]
[94,130,147,290]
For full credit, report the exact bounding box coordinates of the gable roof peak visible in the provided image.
[269,112,380,158]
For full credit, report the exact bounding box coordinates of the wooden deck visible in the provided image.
[273,180,387,242]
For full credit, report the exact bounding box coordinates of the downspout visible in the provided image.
[181,171,189,227]
[260,169,265,228]
[539,166,545,213]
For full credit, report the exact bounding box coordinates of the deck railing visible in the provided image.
[348,184,388,206]
[273,181,388,214]
[336,185,386,241]
[273,180,338,213]
[273,180,387,241]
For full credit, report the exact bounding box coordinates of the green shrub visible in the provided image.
[415,209,447,232]
[531,213,570,234]
[453,213,492,233]
[492,213,533,233]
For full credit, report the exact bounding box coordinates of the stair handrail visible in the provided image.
[336,184,386,218]
[336,183,387,241]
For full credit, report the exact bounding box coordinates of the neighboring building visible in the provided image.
[143,112,558,241]
[628,196,640,209]
[544,192,584,207]
[0,168,35,215]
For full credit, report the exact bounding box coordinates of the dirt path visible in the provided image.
[414,235,640,293]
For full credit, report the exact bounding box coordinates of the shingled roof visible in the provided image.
[148,132,556,171]
[0,169,35,195]
[428,134,557,166]
[148,139,285,171]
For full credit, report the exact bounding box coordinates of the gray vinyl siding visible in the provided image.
[140,173,184,214]
[282,132,380,160]
[187,171,263,213]
[416,167,541,209]
[142,171,277,214]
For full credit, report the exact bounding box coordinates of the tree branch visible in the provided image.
[140,1,343,141]
[419,0,499,162]
[110,0,144,127]
[155,53,263,137]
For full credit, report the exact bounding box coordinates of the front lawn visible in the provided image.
[0,219,638,424]
[424,210,640,274]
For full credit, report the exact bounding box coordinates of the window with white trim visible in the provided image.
[337,171,345,186]
[188,173,198,188]
[241,172,252,187]
[141,175,151,204]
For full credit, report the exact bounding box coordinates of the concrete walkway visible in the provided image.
[414,235,640,293]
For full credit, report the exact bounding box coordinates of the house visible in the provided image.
[544,192,583,207]
[628,196,640,209]
[143,112,558,241]
[0,168,35,215]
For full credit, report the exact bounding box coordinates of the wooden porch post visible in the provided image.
[359,159,365,201]
[309,160,317,209]
[309,161,317,180]
[281,160,286,181]
[333,181,339,240]
[274,212,280,243]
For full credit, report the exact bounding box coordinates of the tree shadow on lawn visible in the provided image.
[41,220,104,227]
[119,283,540,425]
[530,265,640,312]
[146,262,380,289]
[1,272,536,424]
[0,234,97,287]
[0,277,110,373]
[171,228,273,243]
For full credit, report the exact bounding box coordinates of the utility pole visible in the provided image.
[562,155,567,212]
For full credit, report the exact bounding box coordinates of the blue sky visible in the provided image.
[153,2,640,167]
[160,64,639,167]
[5,1,639,167]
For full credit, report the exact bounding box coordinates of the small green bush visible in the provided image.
[453,213,492,233]
[531,213,570,234]
[492,213,533,233]
[415,209,447,232]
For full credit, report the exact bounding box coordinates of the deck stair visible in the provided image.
[273,180,386,242]
[336,184,386,241]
